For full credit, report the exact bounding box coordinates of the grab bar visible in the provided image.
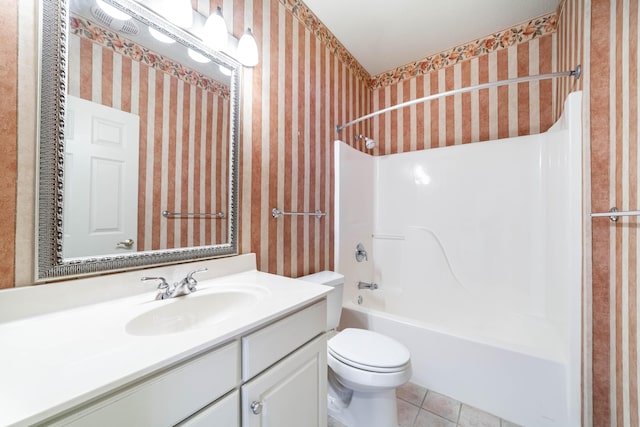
[271,208,326,219]
[590,207,640,222]
[162,210,225,219]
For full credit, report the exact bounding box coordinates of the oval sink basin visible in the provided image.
[126,287,267,336]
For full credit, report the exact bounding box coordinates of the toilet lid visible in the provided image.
[328,328,410,372]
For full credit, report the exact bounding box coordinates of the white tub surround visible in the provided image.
[0,254,331,426]
[335,92,583,427]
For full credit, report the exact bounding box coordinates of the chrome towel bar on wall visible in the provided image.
[271,208,326,219]
[590,207,640,222]
[162,210,226,219]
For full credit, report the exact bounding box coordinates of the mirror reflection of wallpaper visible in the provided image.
[68,16,229,251]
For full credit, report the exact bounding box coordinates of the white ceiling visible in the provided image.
[302,0,560,76]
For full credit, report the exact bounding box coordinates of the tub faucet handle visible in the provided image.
[355,243,368,262]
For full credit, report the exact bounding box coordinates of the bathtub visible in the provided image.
[334,92,582,426]
[339,292,567,427]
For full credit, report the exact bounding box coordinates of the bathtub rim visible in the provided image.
[341,301,566,364]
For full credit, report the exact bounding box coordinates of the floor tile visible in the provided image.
[421,390,461,422]
[397,398,421,427]
[458,404,501,427]
[397,382,428,407]
[414,409,456,427]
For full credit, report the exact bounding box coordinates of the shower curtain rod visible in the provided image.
[336,65,582,133]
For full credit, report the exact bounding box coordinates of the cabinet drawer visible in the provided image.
[52,341,240,427]
[176,390,239,427]
[242,300,326,380]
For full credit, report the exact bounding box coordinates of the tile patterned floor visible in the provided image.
[328,382,523,427]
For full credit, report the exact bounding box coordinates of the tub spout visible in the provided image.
[357,281,378,290]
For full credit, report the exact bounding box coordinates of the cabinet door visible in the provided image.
[177,390,239,427]
[241,334,327,427]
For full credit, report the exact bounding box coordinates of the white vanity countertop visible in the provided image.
[0,258,330,426]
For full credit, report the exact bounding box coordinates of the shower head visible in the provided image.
[356,134,376,150]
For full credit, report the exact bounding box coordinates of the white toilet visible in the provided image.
[300,271,412,427]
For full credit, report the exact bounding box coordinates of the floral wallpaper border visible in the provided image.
[279,0,371,84]
[70,15,231,99]
[370,13,558,89]
[283,0,558,90]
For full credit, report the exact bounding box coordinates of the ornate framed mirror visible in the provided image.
[37,0,240,279]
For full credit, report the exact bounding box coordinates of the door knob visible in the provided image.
[116,238,134,249]
[250,401,263,415]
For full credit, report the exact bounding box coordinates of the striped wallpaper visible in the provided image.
[587,0,640,425]
[219,0,371,277]
[68,27,229,251]
[370,34,555,154]
[0,0,17,289]
[555,0,584,119]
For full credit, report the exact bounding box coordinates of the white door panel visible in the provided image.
[64,95,140,258]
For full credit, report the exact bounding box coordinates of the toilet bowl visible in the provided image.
[300,272,412,427]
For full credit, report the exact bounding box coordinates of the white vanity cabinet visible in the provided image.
[46,300,327,427]
[241,335,327,427]
[241,300,327,427]
[48,341,241,427]
[176,390,240,426]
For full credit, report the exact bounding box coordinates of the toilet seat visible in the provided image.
[328,328,411,373]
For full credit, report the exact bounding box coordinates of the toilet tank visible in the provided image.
[298,271,344,330]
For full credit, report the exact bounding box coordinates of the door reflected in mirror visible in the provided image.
[64,0,231,259]
[63,96,140,258]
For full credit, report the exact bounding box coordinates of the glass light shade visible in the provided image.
[202,7,228,51]
[156,0,193,28]
[96,0,131,20]
[237,28,258,67]
[187,48,211,63]
[149,27,175,44]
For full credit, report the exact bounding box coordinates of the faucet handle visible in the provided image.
[185,268,208,291]
[141,276,170,290]
[141,276,171,300]
[355,243,368,262]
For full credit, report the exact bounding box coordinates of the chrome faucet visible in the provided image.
[141,276,171,300]
[175,268,208,296]
[141,268,208,300]
[357,281,378,290]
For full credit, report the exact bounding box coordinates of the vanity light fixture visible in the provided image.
[237,28,259,67]
[202,6,228,51]
[96,0,131,21]
[187,48,211,63]
[155,0,193,29]
[219,65,232,76]
[148,27,175,44]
